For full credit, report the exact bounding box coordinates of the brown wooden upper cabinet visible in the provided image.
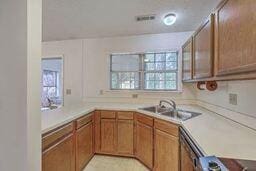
[193,14,214,79]
[214,0,256,76]
[182,37,193,81]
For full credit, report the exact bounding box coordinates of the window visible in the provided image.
[110,52,178,91]
[41,58,63,110]
[42,70,59,99]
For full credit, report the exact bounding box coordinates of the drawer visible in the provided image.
[117,111,134,120]
[76,113,93,129]
[154,119,179,137]
[101,111,116,119]
[42,122,74,151]
[136,113,153,127]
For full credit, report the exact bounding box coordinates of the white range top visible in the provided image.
[42,102,256,161]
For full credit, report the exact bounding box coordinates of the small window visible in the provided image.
[110,52,178,91]
[41,58,63,110]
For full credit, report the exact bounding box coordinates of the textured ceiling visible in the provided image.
[43,0,221,41]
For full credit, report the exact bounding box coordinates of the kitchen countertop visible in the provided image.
[42,102,256,161]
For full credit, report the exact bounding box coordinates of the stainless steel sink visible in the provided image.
[140,105,171,113]
[139,106,201,121]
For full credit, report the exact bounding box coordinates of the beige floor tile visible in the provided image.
[83,155,149,171]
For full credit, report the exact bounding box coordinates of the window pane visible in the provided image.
[112,54,140,71]
[145,81,155,89]
[145,73,155,80]
[111,72,139,89]
[166,61,177,70]
[166,73,176,80]
[43,70,56,87]
[155,73,165,80]
[155,62,165,70]
[155,53,165,61]
[166,81,177,90]
[145,54,154,62]
[166,52,177,61]
[155,81,165,89]
[145,63,155,71]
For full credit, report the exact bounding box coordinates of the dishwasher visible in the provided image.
[180,127,204,171]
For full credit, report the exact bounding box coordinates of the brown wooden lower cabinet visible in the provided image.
[42,134,75,171]
[42,111,182,171]
[117,119,134,156]
[100,118,117,154]
[76,121,93,171]
[136,121,154,169]
[154,129,179,171]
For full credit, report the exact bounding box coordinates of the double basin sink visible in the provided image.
[139,105,201,121]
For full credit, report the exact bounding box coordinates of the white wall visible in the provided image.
[195,80,256,130]
[0,0,42,171]
[42,40,83,106]
[42,32,196,105]
[83,32,195,104]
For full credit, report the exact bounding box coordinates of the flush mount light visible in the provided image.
[163,13,177,26]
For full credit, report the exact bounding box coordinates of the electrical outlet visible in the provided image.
[66,89,72,95]
[229,93,237,105]
[132,94,138,98]
[99,90,104,95]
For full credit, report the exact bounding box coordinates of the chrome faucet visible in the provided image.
[159,99,176,110]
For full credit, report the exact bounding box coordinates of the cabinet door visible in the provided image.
[94,111,101,153]
[136,121,153,169]
[154,129,179,171]
[76,122,93,171]
[215,0,256,76]
[100,119,116,153]
[182,37,193,81]
[193,15,214,79]
[42,135,75,171]
[117,120,134,155]
[180,141,194,171]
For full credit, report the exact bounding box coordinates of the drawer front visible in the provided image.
[42,123,74,151]
[76,113,93,129]
[136,113,153,127]
[154,119,179,137]
[101,111,116,119]
[117,111,134,120]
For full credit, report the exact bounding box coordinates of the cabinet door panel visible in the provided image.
[154,129,179,171]
[215,0,256,76]
[182,38,193,81]
[100,119,116,153]
[136,122,153,169]
[42,135,75,171]
[193,15,214,79]
[117,120,134,155]
[76,122,93,171]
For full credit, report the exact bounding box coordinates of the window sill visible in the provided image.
[105,89,182,93]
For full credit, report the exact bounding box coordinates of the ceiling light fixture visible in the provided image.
[163,13,177,26]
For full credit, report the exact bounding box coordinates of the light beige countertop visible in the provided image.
[42,102,256,161]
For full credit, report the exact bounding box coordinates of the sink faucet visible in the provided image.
[159,99,176,110]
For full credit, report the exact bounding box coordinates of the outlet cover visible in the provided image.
[132,94,138,98]
[229,93,237,105]
[66,89,72,95]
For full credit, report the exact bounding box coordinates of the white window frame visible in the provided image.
[110,51,179,91]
